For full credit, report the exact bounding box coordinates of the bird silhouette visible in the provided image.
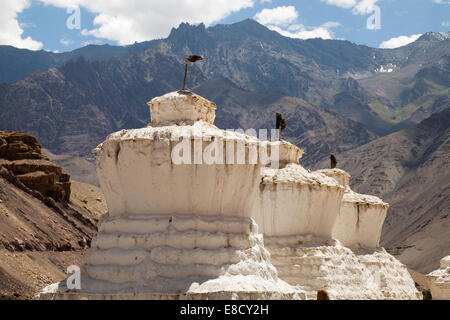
[186,55,203,63]
[182,55,204,91]
[330,153,337,169]
[276,112,287,139]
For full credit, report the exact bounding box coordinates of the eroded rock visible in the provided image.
[0,131,71,202]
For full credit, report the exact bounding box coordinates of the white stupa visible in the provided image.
[40,91,302,299]
[39,90,421,300]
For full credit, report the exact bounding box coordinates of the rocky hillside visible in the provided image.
[0,131,106,299]
[0,43,149,84]
[359,54,450,130]
[328,108,450,273]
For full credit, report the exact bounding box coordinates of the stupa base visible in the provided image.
[38,279,305,300]
[39,290,303,300]
[265,235,422,300]
[37,213,305,300]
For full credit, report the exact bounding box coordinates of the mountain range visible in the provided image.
[0,19,448,272]
[1,20,448,135]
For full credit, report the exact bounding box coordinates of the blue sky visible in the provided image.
[2,0,449,52]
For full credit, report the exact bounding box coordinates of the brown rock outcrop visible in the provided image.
[0,131,70,202]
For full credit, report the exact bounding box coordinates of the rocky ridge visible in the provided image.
[0,131,70,202]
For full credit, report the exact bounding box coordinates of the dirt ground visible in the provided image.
[0,250,87,300]
[0,179,107,300]
[70,180,107,220]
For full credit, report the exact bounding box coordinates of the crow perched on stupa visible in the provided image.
[182,55,204,91]
[275,112,287,139]
[330,153,337,169]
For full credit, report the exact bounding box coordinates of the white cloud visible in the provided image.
[39,0,254,45]
[320,0,380,15]
[432,0,450,4]
[442,21,450,27]
[254,6,298,27]
[0,0,43,50]
[352,0,379,15]
[260,0,272,3]
[270,22,340,40]
[321,0,380,30]
[60,37,74,46]
[379,34,422,49]
[321,21,342,29]
[320,0,357,8]
[270,24,339,40]
[254,6,340,40]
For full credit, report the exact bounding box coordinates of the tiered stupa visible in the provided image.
[40,90,421,300]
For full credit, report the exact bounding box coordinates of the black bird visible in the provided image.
[330,153,337,169]
[276,112,287,139]
[182,55,204,91]
[186,55,203,63]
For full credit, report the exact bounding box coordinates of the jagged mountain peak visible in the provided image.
[168,18,283,46]
[168,22,207,39]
